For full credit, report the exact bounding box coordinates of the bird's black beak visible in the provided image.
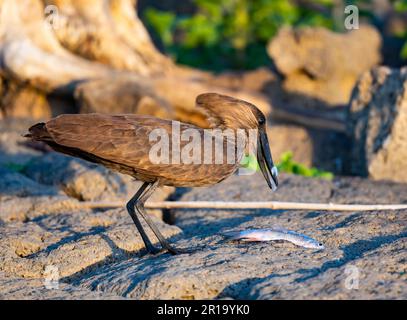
[257,127,278,191]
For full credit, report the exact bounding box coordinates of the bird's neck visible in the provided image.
[212,126,255,165]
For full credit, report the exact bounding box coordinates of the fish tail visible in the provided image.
[221,231,243,241]
[222,231,260,242]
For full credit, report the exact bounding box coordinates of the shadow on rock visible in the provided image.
[295,230,407,283]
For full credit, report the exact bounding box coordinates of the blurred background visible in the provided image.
[0,1,407,300]
[1,0,407,182]
[140,0,407,70]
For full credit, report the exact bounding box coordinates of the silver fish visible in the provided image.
[222,228,325,249]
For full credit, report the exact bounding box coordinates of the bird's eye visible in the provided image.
[258,117,265,125]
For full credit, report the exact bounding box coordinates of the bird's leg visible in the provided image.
[126,182,161,254]
[136,180,190,255]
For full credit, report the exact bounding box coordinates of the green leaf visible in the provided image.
[144,8,176,46]
[401,41,407,60]
[4,162,27,173]
[240,154,260,172]
[276,151,334,180]
[394,0,407,13]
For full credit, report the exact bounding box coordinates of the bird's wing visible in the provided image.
[45,113,181,173]
[195,92,258,129]
[195,93,231,128]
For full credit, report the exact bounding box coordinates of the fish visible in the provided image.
[222,228,325,249]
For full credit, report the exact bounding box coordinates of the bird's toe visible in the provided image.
[166,246,195,255]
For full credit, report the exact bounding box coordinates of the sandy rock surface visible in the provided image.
[55,174,407,300]
[0,273,123,299]
[0,123,406,299]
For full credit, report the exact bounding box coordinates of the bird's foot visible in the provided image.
[146,245,162,255]
[145,245,193,255]
[165,246,194,255]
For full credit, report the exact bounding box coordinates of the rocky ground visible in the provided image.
[0,120,406,299]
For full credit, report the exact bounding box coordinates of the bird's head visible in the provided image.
[196,93,278,191]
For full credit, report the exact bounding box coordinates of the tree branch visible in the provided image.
[78,201,407,212]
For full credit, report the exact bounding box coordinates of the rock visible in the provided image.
[0,274,123,299]
[0,125,41,167]
[25,152,145,202]
[347,66,407,183]
[25,153,119,201]
[0,195,83,222]
[0,167,59,197]
[268,25,381,80]
[267,25,381,108]
[64,174,406,299]
[0,80,52,119]
[208,67,277,92]
[23,151,174,216]
[75,78,171,119]
[268,124,350,174]
[0,208,181,279]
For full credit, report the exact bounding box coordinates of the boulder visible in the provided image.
[267,25,381,108]
[23,152,171,203]
[0,167,59,197]
[0,208,181,279]
[0,81,52,119]
[24,153,123,201]
[347,67,407,183]
[267,124,350,174]
[74,77,171,119]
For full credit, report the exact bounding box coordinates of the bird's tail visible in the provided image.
[24,122,52,141]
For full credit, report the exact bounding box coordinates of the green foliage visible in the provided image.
[240,154,260,172]
[144,0,407,69]
[277,152,334,180]
[394,0,407,59]
[401,42,407,60]
[240,152,334,180]
[394,0,407,12]
[4,162,27,173]
[144,0,335,71]
[144,9,176,46]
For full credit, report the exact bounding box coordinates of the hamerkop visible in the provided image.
[25,93,278,255]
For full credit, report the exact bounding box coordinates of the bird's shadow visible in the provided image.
[294,230,407,283]
[174,208,286,238]
[61,231,185,294]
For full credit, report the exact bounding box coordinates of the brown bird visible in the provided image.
[25,93,278,255]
